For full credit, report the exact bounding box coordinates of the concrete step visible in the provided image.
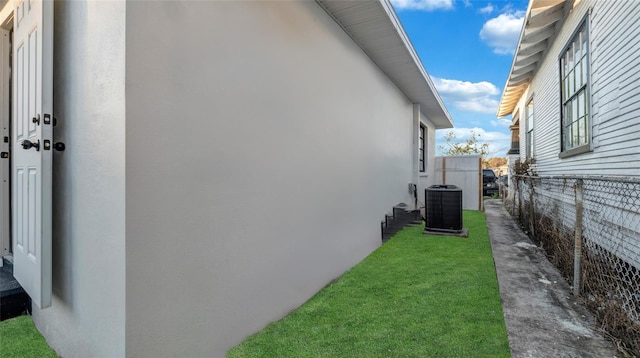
[0,258,30,321]
[381,206,422,243]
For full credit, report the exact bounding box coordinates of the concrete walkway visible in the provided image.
[484,199,619,358]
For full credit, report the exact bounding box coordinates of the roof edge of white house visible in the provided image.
[316,0,454,129]
[497,0,534,119]
[497,0,567,118]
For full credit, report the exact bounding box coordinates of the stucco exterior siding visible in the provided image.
[417,111,438,202]
[125,1,428,357]
[30,1,127,357]
[515,0,640,176]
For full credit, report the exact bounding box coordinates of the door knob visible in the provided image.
[21,139,40,151]
[54,142,65,151]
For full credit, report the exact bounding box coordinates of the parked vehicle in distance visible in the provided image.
[482,169,499,196]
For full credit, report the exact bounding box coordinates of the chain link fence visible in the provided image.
[504,176,640,356]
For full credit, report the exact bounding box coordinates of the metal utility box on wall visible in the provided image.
[425,185,463,232]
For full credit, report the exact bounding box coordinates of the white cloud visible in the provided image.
[491,117,512,127]
[436,127,510,155]
[431,77,500,114]
[479,11,525,54]
[390,0,454,11]
[479,4,494,14]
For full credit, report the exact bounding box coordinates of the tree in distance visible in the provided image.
[438,130,506,168]
[438,130,491,157]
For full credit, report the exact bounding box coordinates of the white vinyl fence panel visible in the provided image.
[434,155,482,210]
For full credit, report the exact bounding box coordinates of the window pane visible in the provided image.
[569,122,573,148]
[577,59,584,88]
[563,120,569,149]
[578,89,584,117]
[569,69,575,94]
[568,44,574,69]
[583,90,588,116]
[576,60,582,88]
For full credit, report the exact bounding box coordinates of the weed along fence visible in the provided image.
[505,175,640,355]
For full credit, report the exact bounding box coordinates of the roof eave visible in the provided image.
[316,0,454,129]
[497,0,567,119]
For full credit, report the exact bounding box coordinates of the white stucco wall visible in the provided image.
[30,1,127,357]
[417,111,438,209]
[125,1,418,356]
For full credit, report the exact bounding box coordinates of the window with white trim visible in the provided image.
[525,99,534,158]
[560,21,589,155]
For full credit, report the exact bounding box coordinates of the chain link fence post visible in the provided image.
[507,175,640,354]
[573,178,583,296]
[517,177,523,222]
[528,178,535,238]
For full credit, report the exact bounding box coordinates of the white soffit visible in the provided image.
[497,0,566,118]
[316,0,454,129]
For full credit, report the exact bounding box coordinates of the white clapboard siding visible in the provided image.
[510,0,640,269]
[515,0,640,177]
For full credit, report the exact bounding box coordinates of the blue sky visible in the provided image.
[390,0,529,156]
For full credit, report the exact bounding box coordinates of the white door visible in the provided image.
[12,0,53,309]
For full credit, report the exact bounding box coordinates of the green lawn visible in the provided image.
[0,315,57,358]
[0,212,508,358]
[228,210,510,357]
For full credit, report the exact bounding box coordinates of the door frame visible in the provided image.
[0,3,12,264]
